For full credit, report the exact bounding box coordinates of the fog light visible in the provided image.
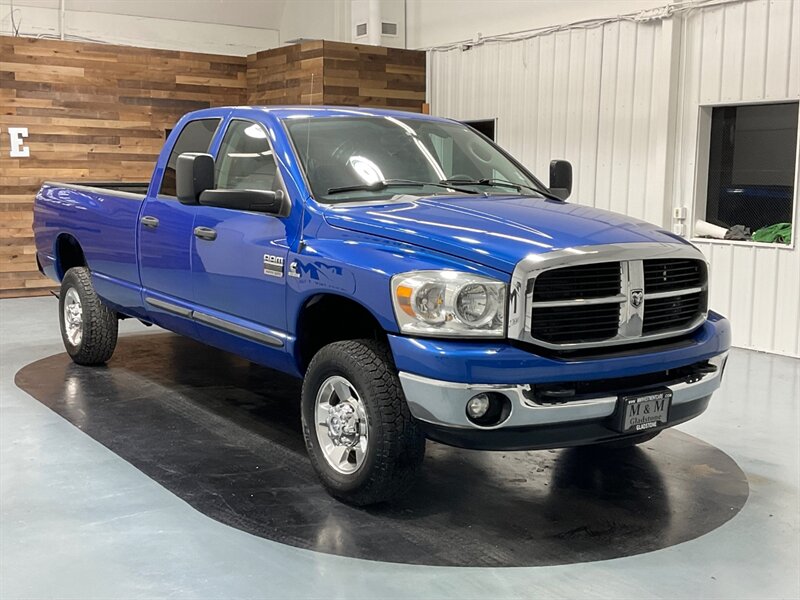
[465,392,512,426]
[466,393,491,419]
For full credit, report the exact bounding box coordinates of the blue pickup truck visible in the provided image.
[33,106,730,505]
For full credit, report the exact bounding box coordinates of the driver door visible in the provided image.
[190,118,291,358]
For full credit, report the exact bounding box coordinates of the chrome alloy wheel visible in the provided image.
[63,287,83,346]
[314,376,369,474]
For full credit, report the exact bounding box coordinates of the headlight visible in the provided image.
[391,271,506,337]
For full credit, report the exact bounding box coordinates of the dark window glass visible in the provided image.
[159,119,219,197]
[463,119,496,141]
[215,120,278,191]
[705,102,798,233]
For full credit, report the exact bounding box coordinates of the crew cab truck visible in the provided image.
[34,107,731,505]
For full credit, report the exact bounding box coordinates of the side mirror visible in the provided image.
[549,159,572,200]
[199,188,290,216]
[176,153,214,205]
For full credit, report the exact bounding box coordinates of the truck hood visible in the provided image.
[322,195,687,273]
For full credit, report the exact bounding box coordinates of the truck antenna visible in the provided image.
[297,73,315,253]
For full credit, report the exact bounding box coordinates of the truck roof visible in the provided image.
[186,105,452,123]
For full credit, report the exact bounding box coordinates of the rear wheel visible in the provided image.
[59,267,118,365]
[301,339,426,506]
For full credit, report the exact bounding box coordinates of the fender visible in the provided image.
[285,234,510,338]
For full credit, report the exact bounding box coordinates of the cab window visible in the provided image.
[159,118,220,197]
[215,120,278,191]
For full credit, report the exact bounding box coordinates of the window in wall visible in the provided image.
[703,102,798,244]
[462,119,496,141]
[159,119,219,197]
[215,120,278,192]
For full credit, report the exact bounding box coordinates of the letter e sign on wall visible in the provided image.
[8,127,30,158]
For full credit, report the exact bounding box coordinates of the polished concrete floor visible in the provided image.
[1,297,798,599]
[13,333,752,568]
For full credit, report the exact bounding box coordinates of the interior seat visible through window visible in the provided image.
[216,120,278,191]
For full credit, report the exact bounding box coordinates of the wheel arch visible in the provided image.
[54,233,87,280]
[294,292,389,374]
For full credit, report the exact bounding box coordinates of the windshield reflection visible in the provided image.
[285,115,546,203]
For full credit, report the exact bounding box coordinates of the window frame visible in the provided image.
[691,99,800,249]
[157,117,222,200]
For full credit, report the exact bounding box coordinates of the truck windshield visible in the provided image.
[284,115,549,204]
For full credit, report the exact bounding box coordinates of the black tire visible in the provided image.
[58,267,118,365]
[593,431,660,449]
[301,339,426,506]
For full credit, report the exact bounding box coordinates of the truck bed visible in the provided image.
[43,181,150,197]
[34,181,150,317]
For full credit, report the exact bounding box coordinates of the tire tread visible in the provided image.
[60,267,118,365]
[302,339,425,506]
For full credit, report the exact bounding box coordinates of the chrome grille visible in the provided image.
[642,291,707,334]
[508,243,710,350]
[531,303,621,344]
[532,263,621,301]
[644,259,706,293]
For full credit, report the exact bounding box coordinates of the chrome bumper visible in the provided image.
[399,353,727,431]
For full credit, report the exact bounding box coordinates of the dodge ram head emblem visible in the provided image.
[630,289,644,308]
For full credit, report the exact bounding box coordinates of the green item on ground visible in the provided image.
[751,222,792,244]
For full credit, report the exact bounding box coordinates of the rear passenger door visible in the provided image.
[190,119,291,354]
[139,117,221,332]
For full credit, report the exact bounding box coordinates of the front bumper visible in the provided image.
[413,395,715,451]
[399,352,726,450]
[388,312,731,385]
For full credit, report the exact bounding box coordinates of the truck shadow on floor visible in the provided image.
[15,332,749,567]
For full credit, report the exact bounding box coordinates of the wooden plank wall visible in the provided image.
[0,35,247,298]
[247,41,325,105]
[321,41,426,113]
[247,40,426,112]
[0,36,426,298]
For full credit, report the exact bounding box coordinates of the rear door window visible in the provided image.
[159,118,220,197]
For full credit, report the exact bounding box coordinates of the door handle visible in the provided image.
[140,215,159,229]
[193,226,217,241]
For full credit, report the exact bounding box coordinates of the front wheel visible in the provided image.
[59,267,118,365]
[301,339,426,506]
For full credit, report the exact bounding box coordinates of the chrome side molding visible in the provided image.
[144,296,284,348]
[193,311,284,347]
[144,296,192,317]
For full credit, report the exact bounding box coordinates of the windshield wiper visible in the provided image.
[440,178,564,202]
[327,179,480,195]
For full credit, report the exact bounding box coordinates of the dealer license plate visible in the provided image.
[616,389,672,433]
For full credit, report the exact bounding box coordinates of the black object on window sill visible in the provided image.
[723,225,751,241]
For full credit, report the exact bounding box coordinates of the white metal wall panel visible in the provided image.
[429,0,800,357]
[430,20,667,223]
[673,0,800,357]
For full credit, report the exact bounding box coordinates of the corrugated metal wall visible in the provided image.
[429,0,800,357]
[430,19,670,224]
[673,0,800,357]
